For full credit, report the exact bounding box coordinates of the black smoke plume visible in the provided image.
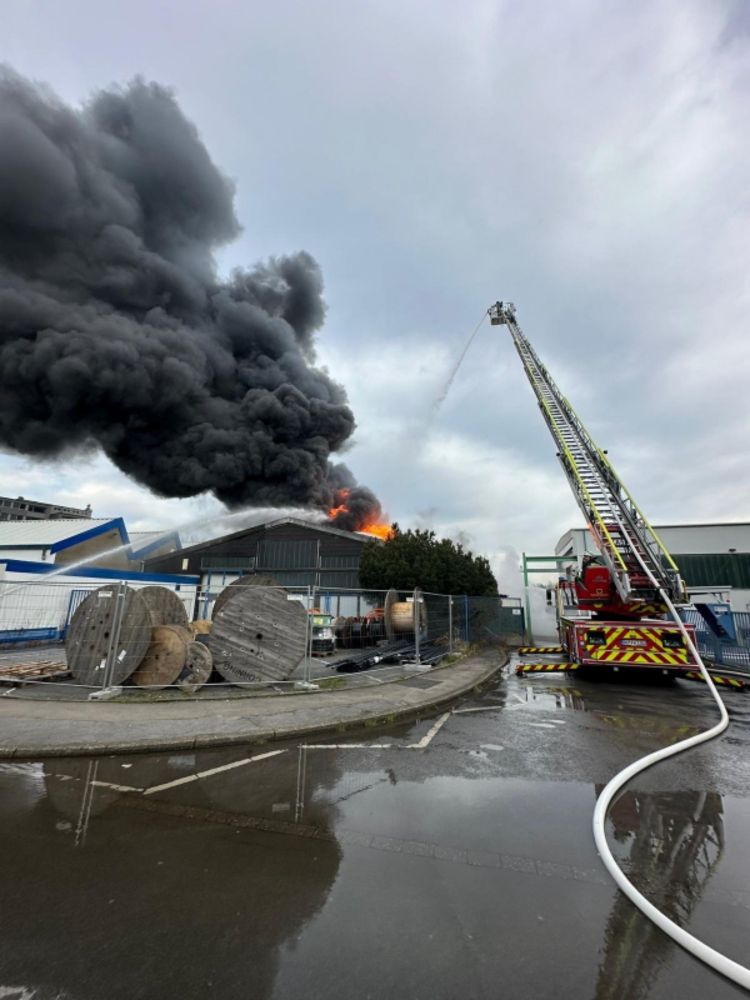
[0,69,382,530]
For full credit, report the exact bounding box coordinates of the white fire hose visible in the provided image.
[592,571,750,988]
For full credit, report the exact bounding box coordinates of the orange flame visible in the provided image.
[326,487,394,539]
[360,521,394,540]
[327,488,351,519]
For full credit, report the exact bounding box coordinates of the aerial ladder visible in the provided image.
[489,300,701,674]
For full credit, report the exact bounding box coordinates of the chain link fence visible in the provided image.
[0,576,524,699]
[679,608,750,676]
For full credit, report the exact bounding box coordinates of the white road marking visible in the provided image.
[453,701,529,715]
[90,780,143,793]
[300,744,394,750]
[143,772,199,794]
[527,722,557,730]
[301,712,451,752]
[143,749,286,796]
[193,750,284,779]
[406,712,450,749]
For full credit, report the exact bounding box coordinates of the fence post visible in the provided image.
[413,588,421,664]
[306,585,315,683]
[713,632,723,666]
[522,552,533,643]
[294,745,308,823]
[448,596,453,654]
[203,573,212,619]
[463,594,469,643]
[103,581,127,690]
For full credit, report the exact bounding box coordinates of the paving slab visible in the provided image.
[0,651,505,758]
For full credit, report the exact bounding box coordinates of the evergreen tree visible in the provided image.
[359,525,497,595]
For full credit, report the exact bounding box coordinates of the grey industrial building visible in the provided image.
[556,522,750,611]
[0,495,92,521]
[145,516,381,601]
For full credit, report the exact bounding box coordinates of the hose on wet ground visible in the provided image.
[592,580,750,989]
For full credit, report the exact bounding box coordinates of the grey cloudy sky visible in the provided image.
[3,0,749,590]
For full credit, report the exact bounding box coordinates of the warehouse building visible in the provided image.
[0,520,193,645]
[555,523,750,611]
[0,519,181,572]
[145,516,382,617]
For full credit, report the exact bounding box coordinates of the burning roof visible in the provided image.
[327,488,393,540]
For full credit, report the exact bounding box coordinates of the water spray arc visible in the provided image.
[433,311,489,414]
[0,505,306,599]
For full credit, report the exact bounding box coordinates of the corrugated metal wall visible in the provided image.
[674,553,750,589]
[257,539,318,570]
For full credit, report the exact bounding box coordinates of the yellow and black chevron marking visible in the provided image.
[516,662,579,674]
[684,671,746,690]
[590,602,667,616]
[637,603,669,616]
[583,626,690,666]
[518,646,564,655]
[596,713,700,736]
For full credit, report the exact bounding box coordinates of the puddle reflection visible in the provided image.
[0,749,344,1000]
[596,787,724,998]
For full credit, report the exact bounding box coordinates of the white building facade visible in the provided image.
[555,523,750,611]
[0,520,196,644]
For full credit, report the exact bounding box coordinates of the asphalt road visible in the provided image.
[0,661,748,1000]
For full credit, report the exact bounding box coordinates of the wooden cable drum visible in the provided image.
[209,585,308,684]
[188,619,212,636]
[132,625,191,688]
[137,585,189,627]
[211,575,280,620]
[383,590,398,641]
[176,641,213,694]
[66,585,152,686]
[384,588,427,639]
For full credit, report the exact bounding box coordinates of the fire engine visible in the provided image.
[489,300,701,676]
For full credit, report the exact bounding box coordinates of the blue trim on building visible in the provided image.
[49,517,129,554]
[0,627,62,644]
[0,558,199,586]
[128,531,182,559]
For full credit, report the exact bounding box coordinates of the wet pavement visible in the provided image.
[1,662,748,999]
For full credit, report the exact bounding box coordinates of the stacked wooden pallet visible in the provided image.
[0,660,69,683]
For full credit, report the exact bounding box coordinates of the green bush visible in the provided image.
[359,525,497,596]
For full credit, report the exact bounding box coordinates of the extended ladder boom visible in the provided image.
[489,301,686,607]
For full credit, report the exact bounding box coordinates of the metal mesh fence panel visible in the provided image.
[0,576,525,696]
[679,608,750,675]
[465,597,525,644]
